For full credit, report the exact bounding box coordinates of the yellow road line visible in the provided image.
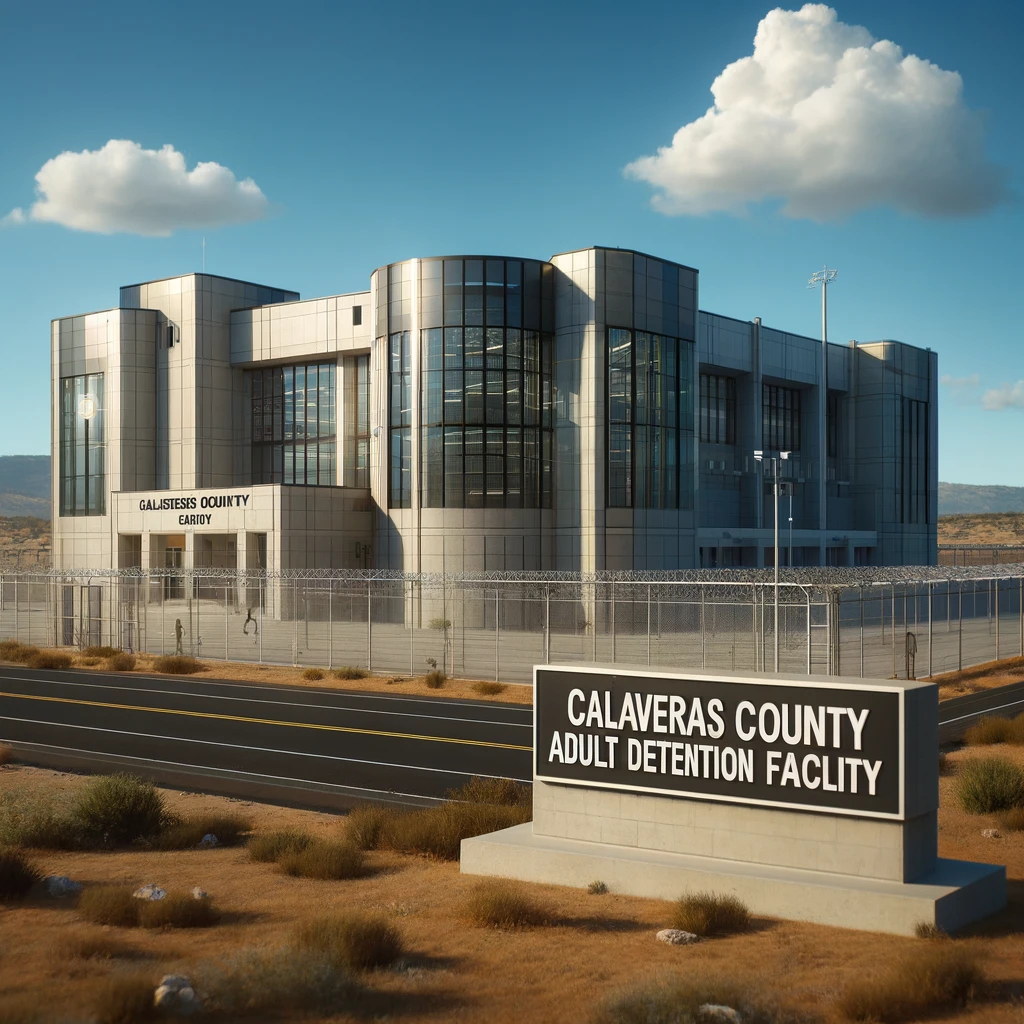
[0,690,532,752]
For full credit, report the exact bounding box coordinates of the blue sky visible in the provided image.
[1,0,1021,484]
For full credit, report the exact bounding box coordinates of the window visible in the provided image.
[700,374,736,444]
[344,354,370,487]
[60,372,105,516]
[250,361,337,485]
[827,393,841,458]
[352,305,362,326]
[900,398,929,524]
[389,331,413,507]
[762,384,801,451]
[607,328,693,509]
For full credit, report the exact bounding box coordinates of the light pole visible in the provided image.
[808,266,837,566]
[755,449,790,672]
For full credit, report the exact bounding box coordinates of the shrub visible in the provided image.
[588,880,609,895]
[153,812,252,850]
[59,932,140,960]
[472,681,506,696]
[27,651,73,670]
[303,667,325,681]
[424,669,446,689]
[73,773,166,846]
[465,879,549,928]
[0,847,41,899]
[91,973,158,1024]
[914,922,948,939]
[249,828,314,863]
[996,805,1024,832]
[76,656,100,666]
[838,944,983,1022]
[152,654,203,674]
[450,776,531,808]
[964,716,1014,745]
[0,640,39,664]
[0,799,82,850]
[294,912,403,970]
[84,645,121,659]
[345,804,396,850]
[0,743,12,767]
[672,891,751,937]
[106,652,136,672]
[78,885,140,927]
[200,946,356,1015]
[386,801,530,860]
[596,975,782,1024]
[955,756,1024,814]
[139,892,219,929]
[279,840,365,880]
[938,751,949,776]
[334,666,368,680]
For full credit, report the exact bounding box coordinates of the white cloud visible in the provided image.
[625,4,1005,219]
[940,373,980,388]
[4,140,269,236]
[982,382,1024,411]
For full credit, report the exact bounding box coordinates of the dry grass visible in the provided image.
[138,892,219,929]
[672,891,751,937]
[91,973,158,1024]
[472,680,506,696]
[0,795,82,849]
[74,772,166,846]
[995,805,1024,831]
[293,912,404,970]
[465,879,550,929]
[837,944,983,1022]
[302,667,325,680]
[279,840,365,880]
[588,880,609,895]
[248,828,314,863]
[106,652,136,672]
[151,811,252,850]
[964,714,1024,746]
[151,654,203,674]
[334,665,368,680]
[83,645,121,658]
[0,846,40,899]
[57,931,142,960]
[0,639,40,663]
[0,743,13,767]
[345,804,395,850]
[78,885,140,927]
[76,655,100,666]
[26,650,73,670]
[424,669,446,689]
[451,776,531,807]
[954,756,1024,813]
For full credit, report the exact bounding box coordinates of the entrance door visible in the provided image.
[165,546,184,600]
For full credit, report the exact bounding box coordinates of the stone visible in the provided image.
[44,875,83,898]
[154,976,200,1016]
[656,928,701,946]
[982,829,1002,839]
[190,887,209,900]
[698,1005,741,1024]
[132,884,166,901]
[198,833,219,848]
[157,975,191,993]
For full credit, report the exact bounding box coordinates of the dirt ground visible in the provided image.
[1,749,1024,1024]
[927,655,1024,702]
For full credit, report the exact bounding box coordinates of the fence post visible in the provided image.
[700,585,706,669]
[806,589,811,675]
[647,584,652,667]
[753,586,759,672]
[367,581,372,674]
[611,581,616,663]
[927,582,933,678]
[859,584,865,678]
[1019,575,1023,658]
[328,581,333,670]
[995,579,1000,660]
[258,576,263,664]
[958,582,963,671]
[544,585,550,664]
[495,588,500,682]
[891,585,896,680]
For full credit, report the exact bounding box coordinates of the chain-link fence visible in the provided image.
[1,565,1022,684]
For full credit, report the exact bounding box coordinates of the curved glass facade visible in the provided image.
[385,257,553,509]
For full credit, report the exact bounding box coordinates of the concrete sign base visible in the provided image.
[461,823,1005,936]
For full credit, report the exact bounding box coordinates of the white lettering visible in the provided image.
[847,707,870,751]
[707,698,725,739]
[567,689,585,727]
[736,701,756,741]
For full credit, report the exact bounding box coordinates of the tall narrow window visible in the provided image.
[389,331,412,507]
[344,354,370,487]
[827,393,841,458]
[699,374,736,444]
[900,398,929,524]
[60,372,105,516]
[762,384,802,451]
[250,361,336,485]
[607,328,692,509]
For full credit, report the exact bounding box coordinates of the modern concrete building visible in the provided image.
[51,247,937,577]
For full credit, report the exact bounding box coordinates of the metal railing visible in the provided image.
[1,565,1022,684]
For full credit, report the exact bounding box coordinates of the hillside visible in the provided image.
[0,516,51,568]
[0,455,50,517]
[938,512,1024,547]
[939,482,1024,516]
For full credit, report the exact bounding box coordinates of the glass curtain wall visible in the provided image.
[344,354,370,488]
[762,384,802,452]
[390,332,413,507]
[250,362,337,485]
[60,372,105,516]
[699,373,736,444]
[900,398,929,524]
[607,328,693,509]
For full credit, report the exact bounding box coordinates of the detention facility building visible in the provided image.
[51,246,937,581]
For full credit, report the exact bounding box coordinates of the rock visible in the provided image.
[132,884,167,901]
[698,1005,741,1024]
[154,975,200,1016]
[656,928,701,945]
[190,887,209,900]
[198,833,219,848]
[44,875,83,898]
[982,828,1002,839]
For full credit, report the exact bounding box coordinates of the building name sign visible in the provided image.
[535,667,904,819]
[137,493,251,527]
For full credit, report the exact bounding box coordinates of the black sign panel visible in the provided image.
[535,667,904,819]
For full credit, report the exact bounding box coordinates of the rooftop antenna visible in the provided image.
[808,265,837,569]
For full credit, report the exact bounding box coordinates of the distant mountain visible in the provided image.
[0,455,50,518]
[939,482,1024,516]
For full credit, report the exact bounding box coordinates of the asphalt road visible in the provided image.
[0,666,532,808]
[1,665,1021,808]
